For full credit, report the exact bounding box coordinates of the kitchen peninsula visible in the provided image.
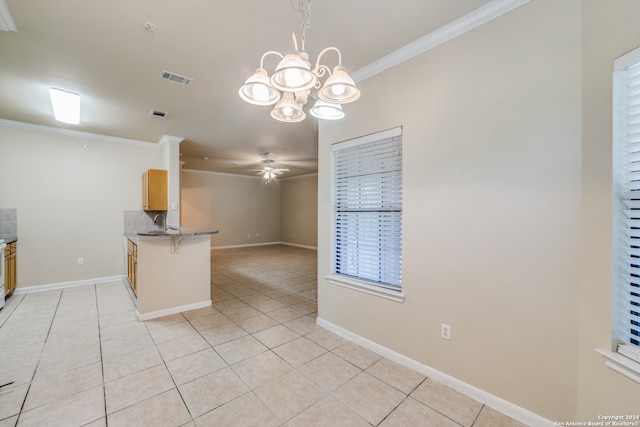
[124,228,218,321]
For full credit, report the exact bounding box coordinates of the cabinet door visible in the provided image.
[142,169,167,211]
[4,246,9,295]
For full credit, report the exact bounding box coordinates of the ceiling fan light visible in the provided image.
[270,53,316,92]
[318,65,360,104]
[271,92,306,123]
[309,99,345,120]
[239,68,281,106]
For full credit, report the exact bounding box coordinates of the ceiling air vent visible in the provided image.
[160,70,193,86]
[150,110,167,118]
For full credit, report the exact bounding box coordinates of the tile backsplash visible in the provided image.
[123,210,166,233]
[0,208,17,235]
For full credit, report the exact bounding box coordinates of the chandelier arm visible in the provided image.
[314,64,331,79]
[313,47,342,72]
[259,51,284,68]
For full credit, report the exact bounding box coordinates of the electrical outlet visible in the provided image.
[441,324,451,340]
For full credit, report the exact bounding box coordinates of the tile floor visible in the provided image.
[0,244,528,427]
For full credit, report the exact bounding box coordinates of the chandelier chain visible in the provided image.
[291,0,311,51]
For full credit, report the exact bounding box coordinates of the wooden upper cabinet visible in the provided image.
[142,169,168,211]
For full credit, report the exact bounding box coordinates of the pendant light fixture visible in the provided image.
[239,0,360,122]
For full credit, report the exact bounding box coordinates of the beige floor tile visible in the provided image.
[379,396,460,427]
[213,298,248,313]
[178,367,248,418]
[283,315,318,335]
[305,328,348,350]
[182,305,220,321]
[0,416,18,427]
[156,331,209,362]
[188,312,233,333]
[268,307,304,323]
[252,324,300,348]
[194,391,279,427]
[200,323,247,346]
[366,358,426,394]
[249,298,286,313]
[103,344,164,382]
[167,348,227,385]
[0,383,29,420]
[235,313,279,333]
[100,330,155,359]
[332,372,406,425]
[104,364,175,414]
[231,350,293,389]
[98,310,137,329]
[16,385,104,427]
[143,313,186,330]
[224,305,261,322]
[332,341,381,369]
[35,344,101,378]
[284,395,370,427]
[474,405,530,427]
[298,352,361,392]
[108,388,191,427]
[410,378,483,427]
[148,320,198,344]
[23,361,103,411]
[82,418,107,427]
[100,320,149,343]
[272,337,326,367]
[254,370,326,423]
[215,335,268,365]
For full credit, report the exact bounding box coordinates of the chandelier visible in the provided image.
[239,0,360,123]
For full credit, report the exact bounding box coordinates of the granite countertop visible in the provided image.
[0,234,17,244]
[124,228,218,243]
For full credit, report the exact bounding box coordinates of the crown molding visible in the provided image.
[158,135,184,145]
[351,0,530,83]
[0,118,159,147]
[0,0,16,32]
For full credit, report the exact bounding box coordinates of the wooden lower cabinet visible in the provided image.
[127,240,137,296]
[4,241,16,297]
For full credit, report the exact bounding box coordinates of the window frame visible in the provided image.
[327,127,404,303]
[599,45,640,383]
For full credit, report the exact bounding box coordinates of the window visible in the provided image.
[611,46,640,373]
[328,127,403,302]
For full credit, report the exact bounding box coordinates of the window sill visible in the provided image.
[326,274,405,302]
[595,348,640,383]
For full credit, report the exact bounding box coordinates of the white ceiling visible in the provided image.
[0,0,491,177]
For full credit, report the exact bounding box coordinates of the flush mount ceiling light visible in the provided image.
[239,0,360,123]
[49,88,81,124]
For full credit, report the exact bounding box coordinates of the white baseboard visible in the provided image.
[279,241,317,250]
[316,317,554,427]
[212,241,317,250]
[212,241,281,250]
[13,275,126,294]
[136,300,212,321]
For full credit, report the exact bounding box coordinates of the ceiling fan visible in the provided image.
[251,160,290,183]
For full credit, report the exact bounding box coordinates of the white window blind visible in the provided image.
[613,50,640,364]
[331,127,402,291]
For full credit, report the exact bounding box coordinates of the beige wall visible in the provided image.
[318,0,583,421]
[0,123,164,288]
[180,169,281,247]
[578,0,640,419]
[280,174,318,248]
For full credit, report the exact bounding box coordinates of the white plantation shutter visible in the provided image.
[332,127,402,290]
[614,51,640,363]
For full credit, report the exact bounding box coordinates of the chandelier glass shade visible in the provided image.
[239,1,359,122]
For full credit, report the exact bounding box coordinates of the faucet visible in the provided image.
[153,213,166,230]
